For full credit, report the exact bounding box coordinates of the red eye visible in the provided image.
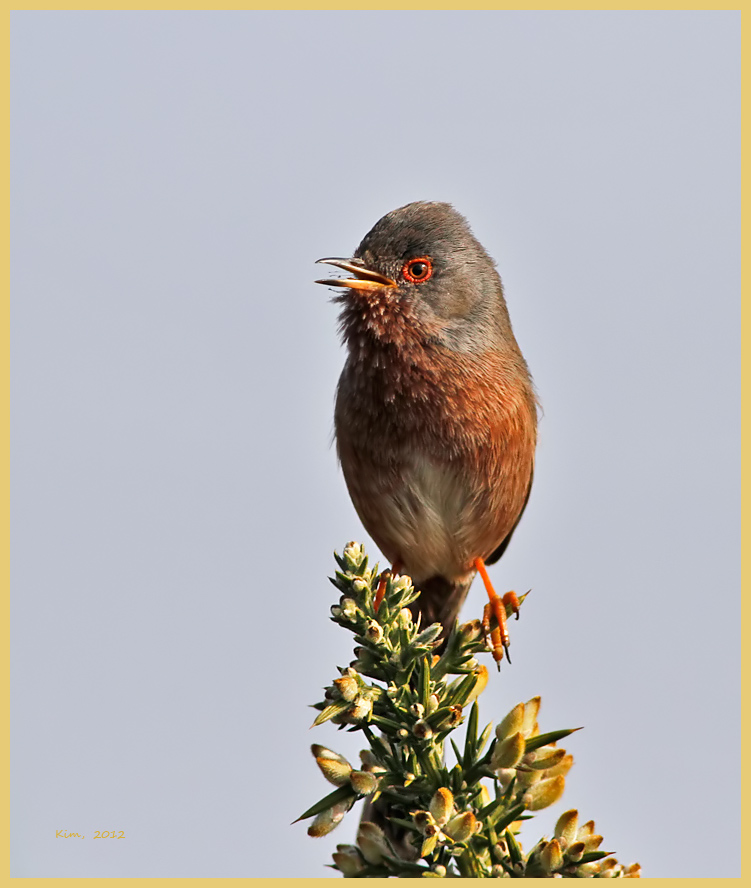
[402,257,433,284]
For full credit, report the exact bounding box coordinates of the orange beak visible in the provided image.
[315,257,397,292]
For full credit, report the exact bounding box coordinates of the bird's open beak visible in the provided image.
[315,257,397,291]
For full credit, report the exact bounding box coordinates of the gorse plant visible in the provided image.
[296,543,640,878]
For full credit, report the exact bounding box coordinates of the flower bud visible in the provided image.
[541,838,563,873]
[412,719,433,740]
[582,833,604,853]
[523,775,566,811]
[431,864,447,877]
[427,693,440,714]
[410,702,425,718]
[349,770,378,796]
[333,674,359,702]
[340,594,357,613]
[491,731,525,769]
[458,618,483,642]
[343,541,361,560]
[359,749,385,772]
[332,844,364,876]
[521,696,541,737]
[566,841,585,862]
[544,753,574,778]
[412,810,435,834]
[366,620,384,643]
[554,809,579,847]
[392,575,411,593]
[515,766,541,788]
[496,703,525,740]
[444,811,478,843]
[526,746,567,771]
[307,799,350,837]
[398,607,413,627]
[311,745,352,786]
[357,821,391,865]
[429,787,454,826]
[348,696,372,721]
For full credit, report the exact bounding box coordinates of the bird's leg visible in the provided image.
[374,560,403,612]
[475,557,519,666]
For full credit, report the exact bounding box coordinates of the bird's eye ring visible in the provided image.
[402,257,433,284]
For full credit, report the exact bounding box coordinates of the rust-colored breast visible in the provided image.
[335,306,537,584]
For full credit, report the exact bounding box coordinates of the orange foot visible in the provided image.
[374,560,403,611]
[475,557,519,667]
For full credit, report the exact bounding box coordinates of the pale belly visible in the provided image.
[348,454,486,585]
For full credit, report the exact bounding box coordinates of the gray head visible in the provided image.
[316,201,517,354]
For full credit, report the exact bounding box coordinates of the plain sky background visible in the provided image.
[10,10,739,879]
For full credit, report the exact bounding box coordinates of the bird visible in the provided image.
[316,201,537,662]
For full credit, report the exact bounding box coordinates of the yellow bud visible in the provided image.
[566,841,585,862]
[554,809,579,847]
[521,696,541,737]
[307,799,350,837]
[527,746,567,770]
[491,731,525,769]
[523,774,565,810]
[515,766,542,788]
[349,770,378,795]
[583,833,604,853]
[466,664,489,705]
[544,753,574,778]
[541,838,563,873]
[496,702,525,740]
[348,696,372,721]
[311,745,352,786]
[444,811,477,843]
[333,675,359,702]
[429,787,455,826]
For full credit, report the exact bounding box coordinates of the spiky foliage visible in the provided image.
[296,543,640,878]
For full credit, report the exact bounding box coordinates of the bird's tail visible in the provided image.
[409,574,475,640]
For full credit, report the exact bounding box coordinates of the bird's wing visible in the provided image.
[485,467,534,566]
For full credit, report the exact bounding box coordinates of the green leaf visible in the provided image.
[311,698,352,727]
[418,657,431,707]
[476,722,493,758]
[580,850,615,864]
[493,803,526,834]
[463,701,479,763]
[293,784,355,822]
[524,727,582,752]
[505,827,523,864]
[450,738,464,769]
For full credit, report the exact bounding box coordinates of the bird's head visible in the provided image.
[316,201,514,354]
